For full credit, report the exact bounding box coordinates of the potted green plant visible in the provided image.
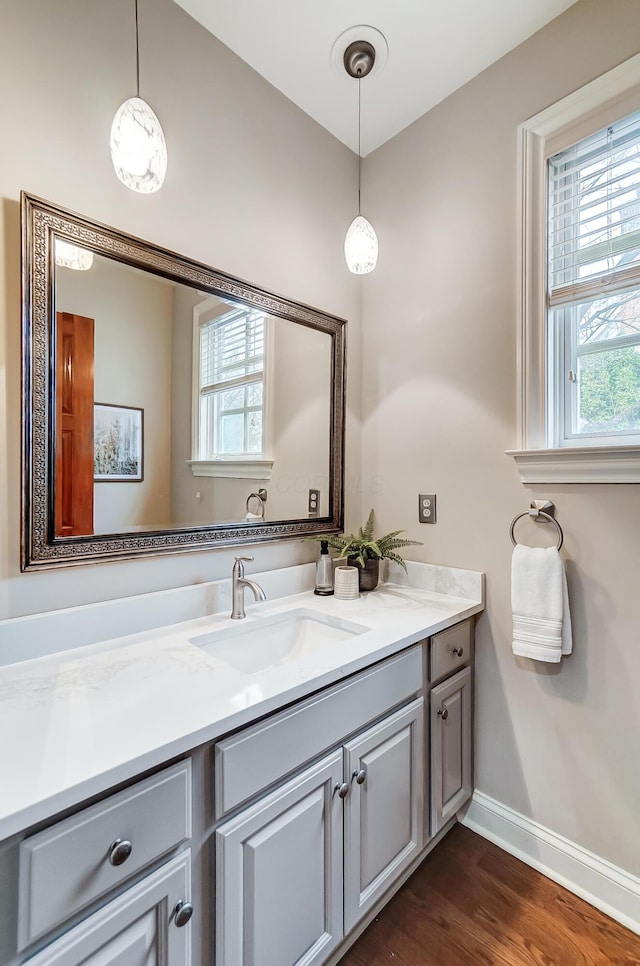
[307,509,422,591]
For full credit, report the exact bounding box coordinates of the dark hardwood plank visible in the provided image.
[338,825,640,966]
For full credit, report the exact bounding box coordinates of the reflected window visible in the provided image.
[196,302,267,459]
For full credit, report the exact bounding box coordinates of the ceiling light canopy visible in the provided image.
[343,39,378,275]
[110,0,167,193]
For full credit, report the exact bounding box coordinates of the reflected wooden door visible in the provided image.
[55,312,95,536]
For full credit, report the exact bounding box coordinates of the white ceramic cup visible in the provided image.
[333,565,360,600]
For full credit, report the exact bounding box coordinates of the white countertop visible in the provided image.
[0,565,483,841]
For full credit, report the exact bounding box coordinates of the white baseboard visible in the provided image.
[460,790,640,936]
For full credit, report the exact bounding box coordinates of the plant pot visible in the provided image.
[347,556,380,591]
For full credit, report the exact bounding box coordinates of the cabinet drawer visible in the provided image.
[214,645,423,818]
[23,851,192,966]
[18,759,191,949]
[430,620,473,685]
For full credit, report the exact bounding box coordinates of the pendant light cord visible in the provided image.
[135,0,140,97]
[357,75,362,215]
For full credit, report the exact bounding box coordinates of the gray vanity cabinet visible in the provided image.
[215,702,425,966]
[1,619,476,966]
[213,646,425,966]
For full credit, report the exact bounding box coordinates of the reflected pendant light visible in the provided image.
[54,239,94,271]
[343,40,378,274]
[110,0,167,193]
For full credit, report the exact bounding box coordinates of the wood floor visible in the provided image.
[338,825,640,965]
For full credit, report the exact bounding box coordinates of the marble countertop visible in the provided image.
[0,564,483,841]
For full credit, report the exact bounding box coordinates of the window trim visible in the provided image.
[186,458,274,480]
[507,52,640,483]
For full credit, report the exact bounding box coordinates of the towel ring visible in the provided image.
[510,510,563,551]
[246,489,267,518]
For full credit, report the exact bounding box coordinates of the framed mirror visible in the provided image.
[21,193,345,570]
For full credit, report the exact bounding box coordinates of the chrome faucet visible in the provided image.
[231,555,266,619]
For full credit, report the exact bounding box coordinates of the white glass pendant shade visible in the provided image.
[110,96,167,193]
[54,239,94,271]
[344,214,378,275]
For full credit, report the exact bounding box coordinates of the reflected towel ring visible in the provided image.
[246,490,267,518]
[510,510,563,551]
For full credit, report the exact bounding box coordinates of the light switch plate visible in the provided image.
[418,493,436,524]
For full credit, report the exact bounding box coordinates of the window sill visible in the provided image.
[506,446,640,483]
[187,459,274,480]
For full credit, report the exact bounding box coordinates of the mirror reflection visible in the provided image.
[54,249,332,536]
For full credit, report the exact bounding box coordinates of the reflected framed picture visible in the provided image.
[94,404,144,482]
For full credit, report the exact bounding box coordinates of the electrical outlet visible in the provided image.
[308,488,320,515]
[418,493,436,524]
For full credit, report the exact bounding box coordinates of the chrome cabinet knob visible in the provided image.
[108,838,133,866]
[437,707,449,720]
[351,768,367,785]
[334,782,349,799]
[174,900,194,928]
[452,646,464,657]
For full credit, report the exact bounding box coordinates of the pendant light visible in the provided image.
[343,40,378,275]
[110,0,167,193]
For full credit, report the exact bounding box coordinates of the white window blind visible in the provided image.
[548,110,640,304]
[200,308,265,393]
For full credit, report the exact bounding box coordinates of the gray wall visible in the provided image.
[361,0,640,877]
[0,0,361,616]
[57,257,174,532]
[268,319,332,521]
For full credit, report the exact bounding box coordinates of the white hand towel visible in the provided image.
[511,545,572,663]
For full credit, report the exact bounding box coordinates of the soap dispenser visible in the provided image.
[314,540,334,596]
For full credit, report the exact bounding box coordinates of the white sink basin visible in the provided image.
[188,608,370,674]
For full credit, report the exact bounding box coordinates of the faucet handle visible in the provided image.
[233,555,254,578]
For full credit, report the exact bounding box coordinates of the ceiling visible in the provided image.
[174,0,580,156]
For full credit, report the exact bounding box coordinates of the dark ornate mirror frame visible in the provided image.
[21,193,345,570]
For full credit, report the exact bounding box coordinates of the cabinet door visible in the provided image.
[25,852,191,965]
[216,750,344,966]
[430,666,472,836]
[343,698,424,933]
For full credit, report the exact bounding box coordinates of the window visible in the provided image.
[189,299,274,479]
[509,52,640,483]
[199,307,265,457]
[547,112,640,448]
